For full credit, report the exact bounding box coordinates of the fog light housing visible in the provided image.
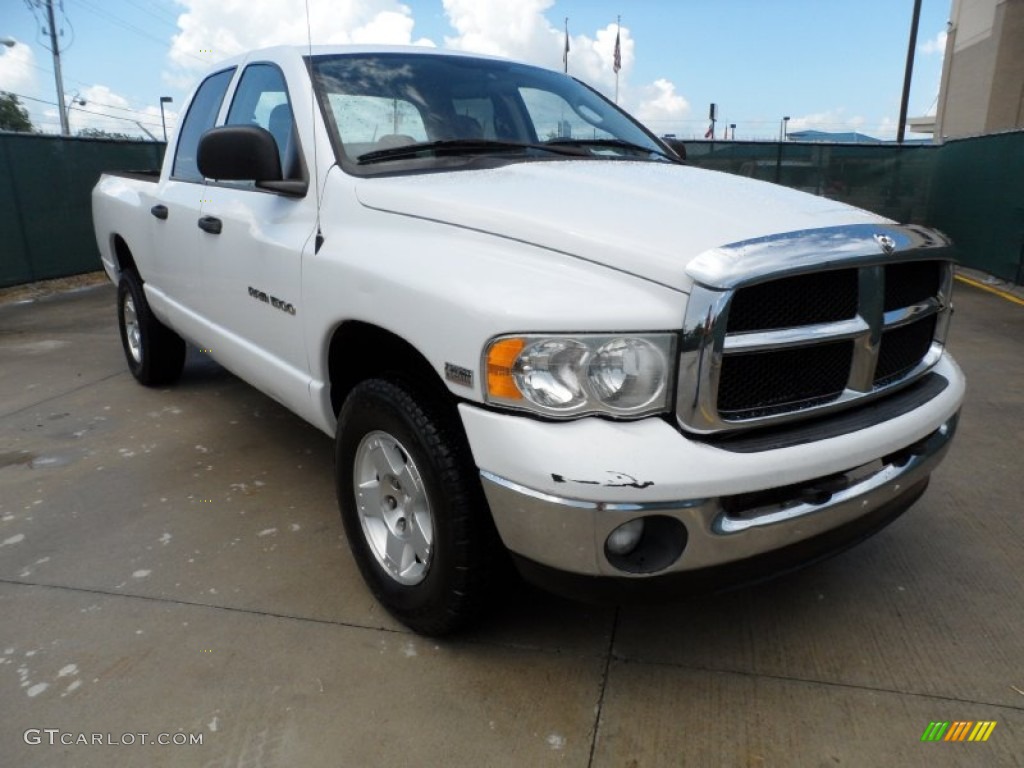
[604,515,688,574]
[606,519,645,556]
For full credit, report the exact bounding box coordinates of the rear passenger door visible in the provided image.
[150,67,235,316]
[197,62,316,407]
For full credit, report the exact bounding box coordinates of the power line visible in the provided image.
[83,97,177,121]
[71,0,172,47]
[69,0,206,64]
[8,90,166,128]
[71,105,163,128]
[8,56,176,122]
[120,0,181,31]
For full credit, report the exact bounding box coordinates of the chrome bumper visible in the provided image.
[480,414,958,579]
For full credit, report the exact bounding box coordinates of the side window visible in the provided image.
[226,64,302,180]
[171,68,235,182]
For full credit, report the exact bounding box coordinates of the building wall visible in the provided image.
[989,1,1024,129]
[936,0,1024,138]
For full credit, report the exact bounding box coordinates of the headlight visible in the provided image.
[485,333,675,418]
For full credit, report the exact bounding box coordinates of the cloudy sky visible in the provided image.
[1,0,950,140]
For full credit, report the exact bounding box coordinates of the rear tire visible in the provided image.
[336,378,502,636]
[117,270,186,386]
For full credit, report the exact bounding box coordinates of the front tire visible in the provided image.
[336,378,501,635]
[117,270,186,386]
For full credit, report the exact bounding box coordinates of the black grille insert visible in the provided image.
[719,341,853,420]
[874,316,937,386]
[884,261,941,311]
[727,269,859,333]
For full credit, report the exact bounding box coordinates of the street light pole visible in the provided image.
[779,116,790,141]
[43,0,70,135]
[65,91,85,130]
[159,96,173,142]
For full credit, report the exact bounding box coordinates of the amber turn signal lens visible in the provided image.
[486,337,525,400]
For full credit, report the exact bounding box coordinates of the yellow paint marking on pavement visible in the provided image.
[955,275,1024,307]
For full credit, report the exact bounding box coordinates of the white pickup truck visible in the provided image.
[92,45,964,634]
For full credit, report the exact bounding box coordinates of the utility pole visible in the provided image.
[43,0,70,135]
[897,0,923,143]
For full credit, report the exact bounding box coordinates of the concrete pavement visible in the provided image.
[0,280,1021,767]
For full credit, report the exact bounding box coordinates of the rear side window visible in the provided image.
[171,68,235,182]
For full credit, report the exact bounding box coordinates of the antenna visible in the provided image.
[305,0,324,252]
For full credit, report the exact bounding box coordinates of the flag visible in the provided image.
[613,30,621,73]
[704,123,713,139]
[563,22,570,72]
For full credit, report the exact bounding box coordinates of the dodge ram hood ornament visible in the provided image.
[875,233,897,255]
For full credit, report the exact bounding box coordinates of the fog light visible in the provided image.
[606,519,645,556]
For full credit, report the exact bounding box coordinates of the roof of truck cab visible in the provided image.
[212,44,517,69]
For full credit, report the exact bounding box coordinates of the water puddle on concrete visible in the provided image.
[0,452,74,470]
[6,340,71,355]
[0,452,35,469]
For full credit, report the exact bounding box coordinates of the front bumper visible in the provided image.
[509,476,930,603]
[481,413,954,580]
[461,352,963,592]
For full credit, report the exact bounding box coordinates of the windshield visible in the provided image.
[310,52,671,173]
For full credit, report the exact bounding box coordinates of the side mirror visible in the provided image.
[197,125,283,182]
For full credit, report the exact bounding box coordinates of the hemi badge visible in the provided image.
[445,363,473,388]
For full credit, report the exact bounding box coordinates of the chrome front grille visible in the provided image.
[677,224,955,434]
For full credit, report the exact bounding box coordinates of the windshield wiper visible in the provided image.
[356,138,588,165]
[544,138,683,163]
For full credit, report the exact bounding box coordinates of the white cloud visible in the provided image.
[786,109,866,134]
[441,0,681,131]
[631,79,690,133]
[875,116,899,139]
[168,0,428,75]
[163,0,688,137]
[442,1,630,92]
[0,40,39,97]
[50,84,179,139]
[919,30,947,56]
[442,0,562,60]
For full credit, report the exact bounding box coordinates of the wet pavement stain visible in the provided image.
[0,452,36,469]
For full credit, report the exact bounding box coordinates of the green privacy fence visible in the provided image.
[0,133,164,288]
[678,140,936,225]
[676,131,1024,283]
[1,131,1022,288]
[927,132,1024,285]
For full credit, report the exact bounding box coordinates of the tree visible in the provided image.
[77,127,136,140]
[0,92,33,132]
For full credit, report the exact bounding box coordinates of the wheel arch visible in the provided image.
[111,234,138,277]
[327,320,454,419]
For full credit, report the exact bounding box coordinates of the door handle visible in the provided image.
[150,204,168,220]
[198,216,222,235]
